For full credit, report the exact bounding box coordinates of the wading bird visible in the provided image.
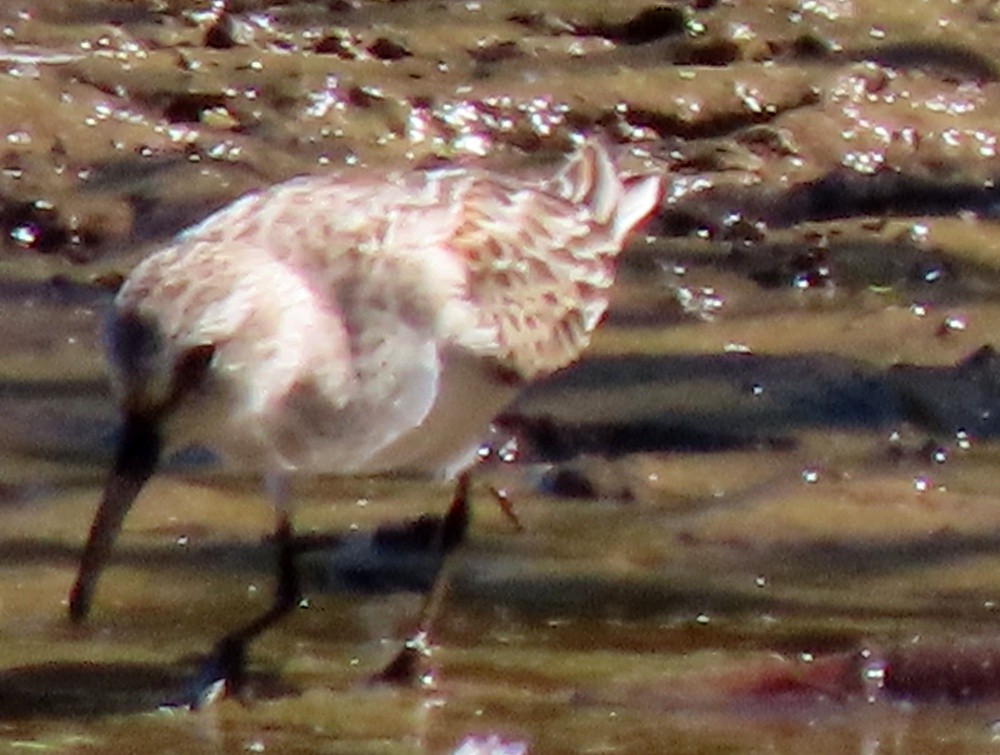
[69,138,662,701]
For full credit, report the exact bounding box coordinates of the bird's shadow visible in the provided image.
[0,660,292,720]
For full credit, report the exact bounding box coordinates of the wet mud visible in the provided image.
[4,0,1000,753]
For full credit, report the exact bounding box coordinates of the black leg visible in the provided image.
[175,474,472,705]
[176,513,300,708]
[370,473,470,686]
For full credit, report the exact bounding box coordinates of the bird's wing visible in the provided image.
[446,179,607,380]
[445,142,662,380]
[170,144,658,387]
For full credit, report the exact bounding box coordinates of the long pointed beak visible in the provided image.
[69,411,161,624]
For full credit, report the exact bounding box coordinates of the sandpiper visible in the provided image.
[69,138,662,697]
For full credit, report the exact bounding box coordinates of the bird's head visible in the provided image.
[69,309,215,623]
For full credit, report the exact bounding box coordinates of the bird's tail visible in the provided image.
[550,139,662,239]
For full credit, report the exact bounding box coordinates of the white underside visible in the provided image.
[166,345,516,481]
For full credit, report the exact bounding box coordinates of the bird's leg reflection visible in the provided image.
[371,473,470,686]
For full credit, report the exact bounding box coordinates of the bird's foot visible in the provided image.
[167,636,249,710]
[369,630,433,687]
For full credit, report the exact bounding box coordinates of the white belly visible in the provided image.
[166,344,516,480]
[362,348,518,478]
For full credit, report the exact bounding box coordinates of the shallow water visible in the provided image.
[5,0,1000,753]
[5,251,1000,754]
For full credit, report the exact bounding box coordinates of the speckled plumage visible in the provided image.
[111,141,662,476]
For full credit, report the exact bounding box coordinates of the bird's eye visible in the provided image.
[169,343,216,406]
